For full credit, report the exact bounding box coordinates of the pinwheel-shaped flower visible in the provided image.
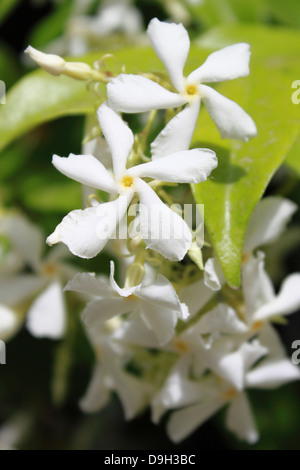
[65,261,189,346]
[152,334,300,443]
[47,102,217,261]
[107,18,257,144]
[0,214,75,340]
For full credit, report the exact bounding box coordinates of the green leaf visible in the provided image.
[192,25,300,287]
[267,0,300,29]
[0,68,99,153]
[20,176,83,213]
[186,0,267,29]
[285,133,300,175]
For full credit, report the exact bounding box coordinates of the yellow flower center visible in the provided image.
[252,320,264,332]
[185,84,198,96]
[126,294,137,301]
[242,252,250,263]
[121,175,134,188]
[173,338,190,354]
[223,387,238,401]
[42,262,58,277]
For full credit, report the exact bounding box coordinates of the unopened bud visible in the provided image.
[188,242,203,270]
[63,61,95,81]
[25,46,65,76]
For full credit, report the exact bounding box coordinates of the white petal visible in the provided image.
[197,303,247,335]
[107,74,186,113]
[244,197,298,254]
[64,272,112,298]
[138,274,187,316]
[112,318,160,349]
[139,302,178,346]
[1,215,43,270]
[129,148,217,184]
[26,281,66,339]
[151,357,204,423]
[82,297,135,326]
[113,369,151,420]
[104,346,150,420]
[258,324,285,359]
[179,278,215,317]
[242,252,275,323]
[79,364,111,413]
[200,84,257,141]
[0,275,45,306]
[226,392,259,444]
[97,102,133,180]
[246,359,300,390]
[52,153,117,194]
[47,195,132,259]
[136,179,192,261]
[0,305,19,341]
[254,273,300,321]
[214,349,245,390]
[147,18,190,91]
[150,100,200,160]
[204,257,225,291]
[240,339,268,372]
[188,43,251,84]
[167,400,224,443]
[109,260,141,298]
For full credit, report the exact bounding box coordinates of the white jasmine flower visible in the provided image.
[242,251,300,327]
[243,196,297,257]
[153,337,300,443]
[198,251,300,340]
[0,215,76,339]
[107,18,257,142]
[47,102,217,261]
[111,313,248,390]
[65,261,189,346]
[80,320,152,419]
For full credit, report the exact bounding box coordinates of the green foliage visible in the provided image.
[193,24,300,287]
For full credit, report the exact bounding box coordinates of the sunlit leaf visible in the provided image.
[192,25,300,287]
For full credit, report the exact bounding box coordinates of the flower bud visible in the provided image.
[25,46,65,76]
[63,61,95,81]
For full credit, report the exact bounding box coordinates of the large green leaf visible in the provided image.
[267,0,300,29]
[285,134,300,175]
[186,0,267,29]
[0,70,97,153]
[192,25,300,288]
